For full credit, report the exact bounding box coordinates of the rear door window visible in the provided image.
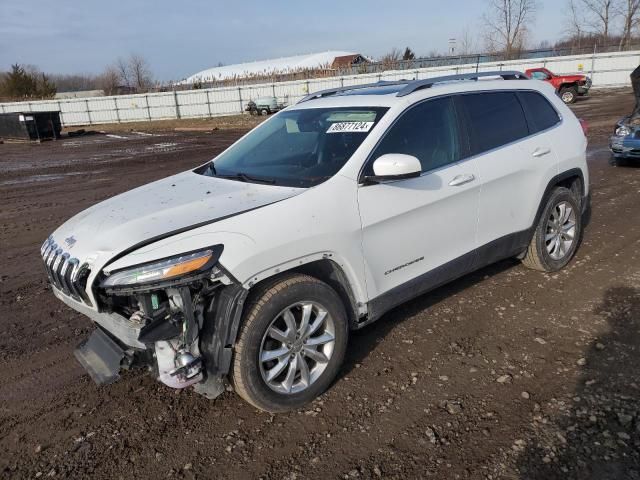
[459,92,529,156]
[518,91,561,133]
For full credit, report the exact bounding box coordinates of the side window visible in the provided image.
[531,71,549,80]
[460,92,529,155]
[368,97,460,174]
[518,91,561,133]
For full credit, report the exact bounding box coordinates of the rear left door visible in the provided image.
[456,91,559,255]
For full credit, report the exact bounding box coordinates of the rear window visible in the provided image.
[518,91,560,133]
[459,92,529,155]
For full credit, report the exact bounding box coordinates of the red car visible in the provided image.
[525,67,592,104]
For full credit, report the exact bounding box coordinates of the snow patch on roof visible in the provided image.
[185,51,360,83]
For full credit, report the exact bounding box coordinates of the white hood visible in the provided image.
[50,170,303,266]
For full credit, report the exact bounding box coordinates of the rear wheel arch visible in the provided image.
[533,169,585,227]
[519,169,586,260]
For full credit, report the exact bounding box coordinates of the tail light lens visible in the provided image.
[578,118,589,137]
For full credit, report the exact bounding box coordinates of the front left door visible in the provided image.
[357,96,480,302]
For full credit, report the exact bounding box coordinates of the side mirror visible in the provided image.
[364,154,422,184]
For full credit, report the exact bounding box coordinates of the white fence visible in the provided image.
[1,50,638,127]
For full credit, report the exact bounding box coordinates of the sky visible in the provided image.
[0,0,567,81]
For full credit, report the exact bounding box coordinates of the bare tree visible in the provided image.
[616,0,640,48]
[565,0,588,48]
[459,27,477,55]
[579,0,618,41]
[379,48,402,69]
[97,65,121,95]
[128,53,153,91]
[116,57,131,88]
[483,0,538,59]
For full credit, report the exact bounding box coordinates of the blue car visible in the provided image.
[610,117,640,164]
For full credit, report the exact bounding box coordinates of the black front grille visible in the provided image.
[41,236,92,305]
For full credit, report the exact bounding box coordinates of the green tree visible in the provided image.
[0,64,37,98]
[0,64,56,99]
[402,47,416,60]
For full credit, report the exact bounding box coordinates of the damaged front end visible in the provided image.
[46,241,247,399]
[610,117,640,160]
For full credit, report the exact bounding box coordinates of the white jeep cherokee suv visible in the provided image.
[42,71,590,412]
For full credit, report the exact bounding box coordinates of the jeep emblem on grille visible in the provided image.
[64,236,77,248]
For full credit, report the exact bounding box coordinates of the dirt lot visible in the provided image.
[1,89,638,480]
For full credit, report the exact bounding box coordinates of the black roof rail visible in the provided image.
[297,80,409,103]
[395,70,529,97]
[297,71,528,103]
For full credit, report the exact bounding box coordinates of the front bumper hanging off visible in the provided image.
[74,327,126,385]
[65,279,248,400]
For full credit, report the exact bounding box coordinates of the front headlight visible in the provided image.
[101,246,223,288]
[615,126,631,137]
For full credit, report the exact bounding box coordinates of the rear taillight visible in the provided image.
[579,118,589,137]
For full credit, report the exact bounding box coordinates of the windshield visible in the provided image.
[199,107,388,187]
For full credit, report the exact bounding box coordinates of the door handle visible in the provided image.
[532,148,551,158]
[448,174,475,187]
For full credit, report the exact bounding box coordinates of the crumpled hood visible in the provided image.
[50,170,303,264]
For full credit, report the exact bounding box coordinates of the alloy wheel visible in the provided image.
[259,301,335,394]
[545,201,577,260]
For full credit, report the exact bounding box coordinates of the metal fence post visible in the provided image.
[1,103,6,113]
[114,97,121,123]
[173,90,181,119]
[145,94,152,121]
[272,84,276,98]
[85,99,92,125]
[590,44,597,83]
[206,89,213,118]
[238,87,243,113]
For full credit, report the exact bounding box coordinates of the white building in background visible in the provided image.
[183,51,367,83]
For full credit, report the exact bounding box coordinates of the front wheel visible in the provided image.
[231,274,348,412]
[559,86,577,104]
[521,187,582,272]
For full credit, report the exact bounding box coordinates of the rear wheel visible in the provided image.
[559,86,578,104]
[231,274,348,412]
[522,187,582,272]
[260,108,269,116]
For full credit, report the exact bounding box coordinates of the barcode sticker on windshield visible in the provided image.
[327,121,374,133]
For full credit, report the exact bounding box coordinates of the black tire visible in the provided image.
[522,187,582,272]
[231,273,348,412]
[559,86,578,104]
[260,108,269,116]
[609,155,619,167]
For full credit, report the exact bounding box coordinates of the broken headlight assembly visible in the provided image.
[615,125,631,137]
[101,245,224,289]
[89,244,228,394]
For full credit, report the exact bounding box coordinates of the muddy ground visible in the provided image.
[0,89,638,480]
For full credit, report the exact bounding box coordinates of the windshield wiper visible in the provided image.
[215,172,276,184]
